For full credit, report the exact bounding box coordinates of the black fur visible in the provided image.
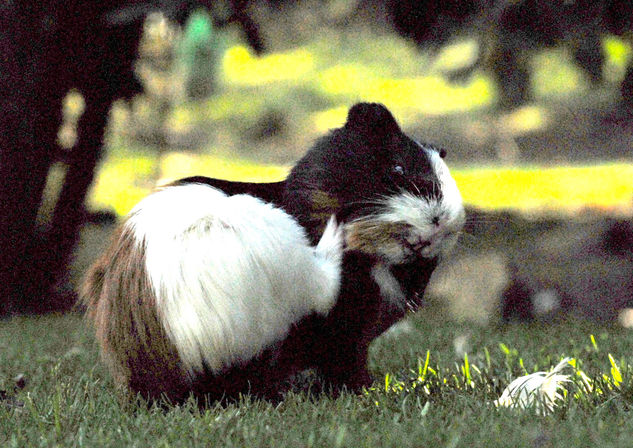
[172,176,286,208]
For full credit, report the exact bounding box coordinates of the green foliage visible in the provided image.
[3,314,633,447]
[178,11,221,100]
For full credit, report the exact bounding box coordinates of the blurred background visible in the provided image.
[5,0,633,324]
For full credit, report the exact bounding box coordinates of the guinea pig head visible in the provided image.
[285,102,465,265]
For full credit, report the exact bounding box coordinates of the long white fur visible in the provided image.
[126,184,343,375]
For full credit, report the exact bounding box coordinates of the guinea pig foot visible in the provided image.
[405,292,426,312]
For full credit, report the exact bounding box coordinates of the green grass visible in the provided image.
[3,313,633,447]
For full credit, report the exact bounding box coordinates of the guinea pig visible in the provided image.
[82,184,343,403]
[83,102,465,404]
[281,102,465,390]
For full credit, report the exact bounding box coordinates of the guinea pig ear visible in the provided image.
[344,103,401,142]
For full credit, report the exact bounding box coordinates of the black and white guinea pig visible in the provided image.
[280,103,465,390]
[82,102,465,404]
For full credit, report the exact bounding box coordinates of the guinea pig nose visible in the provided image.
[431,216,440,226]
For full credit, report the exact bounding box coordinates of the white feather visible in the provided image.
[494,357,572,415]
[126,184,342,375]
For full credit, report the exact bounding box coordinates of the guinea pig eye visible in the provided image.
[439,148,447,159]
[393,165,404,175]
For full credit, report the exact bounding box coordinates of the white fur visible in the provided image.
[371,147,465,264]
[126,184,342,375]
[371,263,405,305]
[428,148,465,229]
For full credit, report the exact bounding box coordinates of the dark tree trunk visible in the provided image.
[0,2,67,314]
[0,0,264,315]
[33,5,145,313]
[0,1,143,314]
[36,93,118,312]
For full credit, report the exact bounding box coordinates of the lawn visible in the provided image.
[2,312,633,447]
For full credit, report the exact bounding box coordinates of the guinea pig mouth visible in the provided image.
[403,238,431,254]
[400,226,459,260]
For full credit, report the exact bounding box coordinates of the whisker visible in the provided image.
[408,179,421,196]
[464,212,515,224]
[334,196,392,219]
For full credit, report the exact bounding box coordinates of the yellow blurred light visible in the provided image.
[532,50,582,97]
[454,163,633,214]
[89,153,633,217]
[312,106,349,132]
[159,152,289,185]
[603,36,633,83]
[360,75,493,114]
[166,108,195,133]
[499,105,548,135]
[432,39,479,72]
[88,157,155,216]
[603,36,632,68]
[222,45,315,85]
[319,64,372,95]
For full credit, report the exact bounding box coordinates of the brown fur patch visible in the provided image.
[80,222,188,402]
[345,220,407,256]
[311,190,340,211]
[310,190,340,234]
